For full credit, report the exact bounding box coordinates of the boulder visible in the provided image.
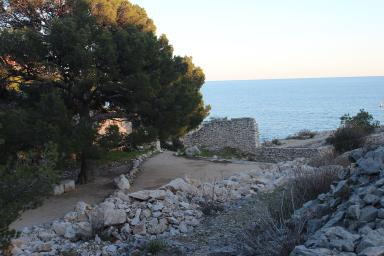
[60,179,75,192]
[129,190,151,201]
[359,246,384,256]
[131,209,142,226]
[185,146,201,157]
[163,178,197,194]
[357,147,384,175]
[347,205,361,220]
[53,184,65,196]
[360,206,378,222]
[52,221,74,238]
[363,194,380,205]
[132,223,146,235]
[33,242,52,253]
[149,190,167,200]
[357,229,384,253]
[349,148,364,163]
[103,209,127,226]
[114,174,130,190]
[73,222,93,240]
[121,223,131,235]
[290,246,334,256]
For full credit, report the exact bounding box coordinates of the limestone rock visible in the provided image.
[359,246,384,256]
[60,179,75,192]
[53,184,65,196]
[347,205,361,220]
[132,223,146,235]
[357,147,384,175]
[114,174,131,190]
[360,206,378,222]
[363,194,380,205]
[163,178,197,194]
[129,190,151,201]
[290,245,334,256]
[103,209,127,226]
[349,148,364,163]
[185,146,201,157]
[149,190,167,200]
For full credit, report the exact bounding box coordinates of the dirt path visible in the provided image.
[10,151,273,231]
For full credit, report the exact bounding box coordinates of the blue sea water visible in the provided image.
[202,76,384,141]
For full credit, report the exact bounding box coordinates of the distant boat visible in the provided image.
[380,102,384,108]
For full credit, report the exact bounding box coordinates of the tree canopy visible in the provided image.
[0,0,209,183]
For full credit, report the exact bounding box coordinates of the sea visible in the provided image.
[202,76,384,141]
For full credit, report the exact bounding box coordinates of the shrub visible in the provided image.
[287,129,317,140]
[327,110,379,153]
[271,139,282,145]
[97,125,123,151]
[0,143,58,250]
[326,127,366,153]
[340,109,379,133]
[146,239,167,254]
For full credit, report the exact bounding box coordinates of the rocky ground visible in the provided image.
[291,146,384,256]
[6,157,303,256]
[6,130,384,256]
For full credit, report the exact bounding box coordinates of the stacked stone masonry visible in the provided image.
[183,118,260,154]
[251,147,329,163]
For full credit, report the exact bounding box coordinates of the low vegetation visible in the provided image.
[271,139,282,146]
[327,109,379,152]
[145,240,168,254]
[286,129,317,140]
[246,165,343,255]
[308,149,350,167]
[198,147,247,159]
[92,149,150,166]
[0,144,58,250]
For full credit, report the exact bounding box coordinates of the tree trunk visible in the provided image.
[78,151,88,184]
[77,104,92,184]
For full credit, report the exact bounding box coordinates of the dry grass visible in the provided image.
[308,149,350,167]
[245,165,342,256]
[245,202,309,256]
[288,166,341,209]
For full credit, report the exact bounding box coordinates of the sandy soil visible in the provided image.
[10,151,273,231]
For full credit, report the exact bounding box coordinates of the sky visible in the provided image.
[130,0,384,81]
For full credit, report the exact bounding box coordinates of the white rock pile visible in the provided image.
[9,158,304,256]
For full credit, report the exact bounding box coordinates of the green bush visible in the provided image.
[286,129,317,140]
[327,109,379,153]
[97,125,123,151]
[326,127,366,153]
[0,143,58,250]
[340,109,379,133]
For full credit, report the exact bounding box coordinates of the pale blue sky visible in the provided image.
[131,0,384,81]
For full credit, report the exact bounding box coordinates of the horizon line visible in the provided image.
[206,75,384,83]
